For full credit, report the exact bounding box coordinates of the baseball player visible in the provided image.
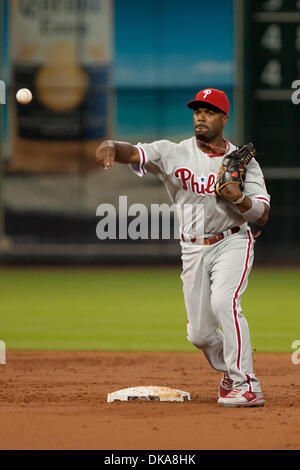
[95,88,270,407]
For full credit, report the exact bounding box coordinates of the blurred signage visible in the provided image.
[241,0,300,167]
[0,0,10,161]
[0,80,5,104]
[7,0,113,172]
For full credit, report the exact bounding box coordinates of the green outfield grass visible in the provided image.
[0,267,299,352]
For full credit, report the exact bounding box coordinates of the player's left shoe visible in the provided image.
[217,388,265,407]
[218,373,233,398]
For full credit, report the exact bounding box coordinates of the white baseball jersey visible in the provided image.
[130,137,270,239]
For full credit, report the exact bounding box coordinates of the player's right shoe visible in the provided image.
[218,373,233,398]
[218,388,265,407]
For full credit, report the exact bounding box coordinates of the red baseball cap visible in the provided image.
[186,88,230,115]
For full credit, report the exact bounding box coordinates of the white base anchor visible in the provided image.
[107,386,191,402]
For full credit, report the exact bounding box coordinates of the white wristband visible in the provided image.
[242,198,265,222]
[232,194,246,205]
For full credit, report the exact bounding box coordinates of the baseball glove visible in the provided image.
[215,142,256,196]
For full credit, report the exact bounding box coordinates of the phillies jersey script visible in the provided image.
[130,137,270,240]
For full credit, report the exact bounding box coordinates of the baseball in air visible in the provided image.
[16,88,33,105]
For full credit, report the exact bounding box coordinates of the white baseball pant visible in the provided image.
[180,228,261,393]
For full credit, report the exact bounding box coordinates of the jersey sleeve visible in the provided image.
[243,158,271,207]
[129,140,173,177]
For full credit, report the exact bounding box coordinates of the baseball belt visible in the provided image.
[181,226,240,246]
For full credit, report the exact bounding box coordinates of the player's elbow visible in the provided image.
[255,216,268,226]
[255,204,270,226]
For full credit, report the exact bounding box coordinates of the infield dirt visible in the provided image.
[0,351,299,450]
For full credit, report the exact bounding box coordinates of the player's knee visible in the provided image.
[187,328,209,350]
[211,293,232,319]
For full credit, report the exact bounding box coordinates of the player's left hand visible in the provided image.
[215,143,256,198]
[218,183,243,202]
